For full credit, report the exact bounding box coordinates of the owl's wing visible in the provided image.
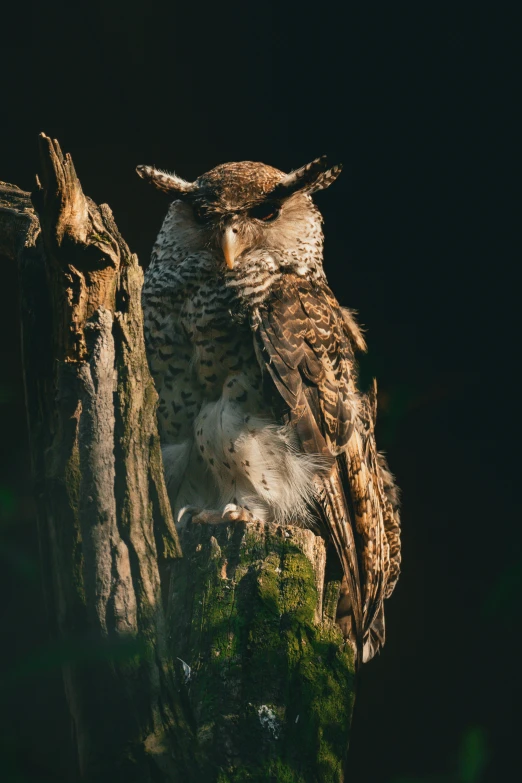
[252,275,400,663]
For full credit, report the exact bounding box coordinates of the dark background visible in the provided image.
[1,3,519,781]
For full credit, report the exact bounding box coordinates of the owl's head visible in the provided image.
[136,157,341,273]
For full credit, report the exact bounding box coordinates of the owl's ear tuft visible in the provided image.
[136,165,196,196]
[272,156,343,199]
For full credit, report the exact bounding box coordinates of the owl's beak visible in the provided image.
[221,226,240,270]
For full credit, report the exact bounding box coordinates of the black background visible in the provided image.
[1,3,520,781]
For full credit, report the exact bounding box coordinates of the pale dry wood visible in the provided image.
[1,139,186,781]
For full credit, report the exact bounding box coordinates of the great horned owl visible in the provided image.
[137,156,401,663]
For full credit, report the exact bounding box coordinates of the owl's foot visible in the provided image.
[222,503,258,523]
[191,504,258,525]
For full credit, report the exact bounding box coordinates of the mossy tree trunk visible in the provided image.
[170,521,355,782]
[0,137,356,783]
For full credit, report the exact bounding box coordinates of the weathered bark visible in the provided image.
[0,136,356,783]
[1,139,188,782]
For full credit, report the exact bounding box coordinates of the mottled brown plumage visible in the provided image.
[138,156,401,664]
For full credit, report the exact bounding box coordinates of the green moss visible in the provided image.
[89,231,114,246]
[64,437,81,514]
[217,756,308,782]
[159,531,179,560]
[169,524,355,782]
[323,579,343,623]
[64,437,86,604]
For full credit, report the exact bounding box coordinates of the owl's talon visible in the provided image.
[177,505,200,529]
[189,504,258,525]
[222,503,256,523]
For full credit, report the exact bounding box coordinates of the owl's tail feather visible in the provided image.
[362,602,385,663]
[316,466,364,665]
[336,575,385,664]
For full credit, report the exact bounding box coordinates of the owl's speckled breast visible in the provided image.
[143,258,264,445]
[180,280,263,399]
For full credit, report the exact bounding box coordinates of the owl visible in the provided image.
[137,156,401,664]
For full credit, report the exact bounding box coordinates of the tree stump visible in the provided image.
[169,521,354,782]
[0,137,356,783]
